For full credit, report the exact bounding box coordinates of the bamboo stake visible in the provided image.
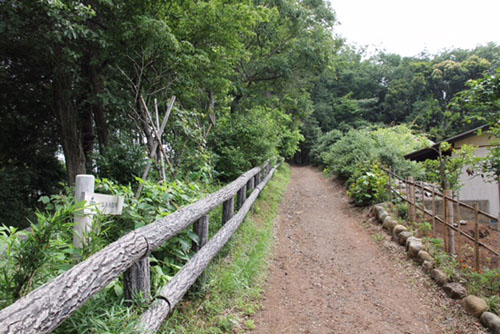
[154,98,166,182]
[409,177,416,223]
[456,193,461,262]
[140,96,173,169]
[446,190,455,255]
[497,212,500,270]
[443,190,449,253]
[474,204,480,272]
[432,186,436,236]
[406,177,411,221]
[136,96,175,198]
[388,166,392,203]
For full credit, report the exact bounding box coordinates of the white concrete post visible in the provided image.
[73,174,95,248]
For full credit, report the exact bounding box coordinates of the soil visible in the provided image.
[248,166,487,334]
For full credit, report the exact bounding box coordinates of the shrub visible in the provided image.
[321,128,376,179]
[309,129,343,165]
[320,125,429,181]
[347,162,388,206]
[93,142,148,187]
[210,107,292,181]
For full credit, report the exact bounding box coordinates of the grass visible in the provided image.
[372,233,386,243]
[160,163,291,333]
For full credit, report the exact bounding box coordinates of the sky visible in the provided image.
[329,0,500,57]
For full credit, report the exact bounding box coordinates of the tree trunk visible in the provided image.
[89,62,109,151]
[81,106,95,161]
[54,69,86,186]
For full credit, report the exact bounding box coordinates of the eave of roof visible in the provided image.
[404,124,490,162]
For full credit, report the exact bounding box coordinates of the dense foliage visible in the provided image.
[0,0,337,228]
[298,43,500,162]
[321,125,430,180]
[315,125,430,205]
[1,0,499,330]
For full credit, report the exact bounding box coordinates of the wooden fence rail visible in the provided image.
[0,160,280,334]
[384,167,499,271]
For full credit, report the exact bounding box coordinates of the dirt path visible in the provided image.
[250,166,486,334]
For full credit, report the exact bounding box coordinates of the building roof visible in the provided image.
[404,124,490,162]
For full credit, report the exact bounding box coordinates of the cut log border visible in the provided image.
[0,160,281,334]
[370,204,495,334]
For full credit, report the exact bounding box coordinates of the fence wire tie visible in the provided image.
[156,294,172,313]
[142,235,151,256]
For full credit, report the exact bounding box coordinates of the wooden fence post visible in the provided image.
[193,215,209,252]
[474,204,480,272]
[248,176,255,192]
[237,185,246,210]
[445,189,455,255]
[193,215,209,288]
[222,196,235,225]
[124,256,151,303]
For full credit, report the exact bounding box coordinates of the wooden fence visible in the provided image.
[386,168,499,271]
[0,160,280,333]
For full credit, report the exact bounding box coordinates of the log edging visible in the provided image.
[369,204,496,333]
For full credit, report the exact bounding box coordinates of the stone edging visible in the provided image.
[370,204,500,334]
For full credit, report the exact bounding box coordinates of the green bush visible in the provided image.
[322,128,376,179]
[309,129,343,165]
[210,107,288,181]
[320,125,429,180]
[93,142,148,187]
[347,162,388,206]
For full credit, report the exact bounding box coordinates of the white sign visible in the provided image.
[83,192,124,215]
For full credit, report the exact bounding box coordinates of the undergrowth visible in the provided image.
[162,163,290,333]
[0,164,290,332]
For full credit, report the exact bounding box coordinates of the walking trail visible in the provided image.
[250,166,485,334]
